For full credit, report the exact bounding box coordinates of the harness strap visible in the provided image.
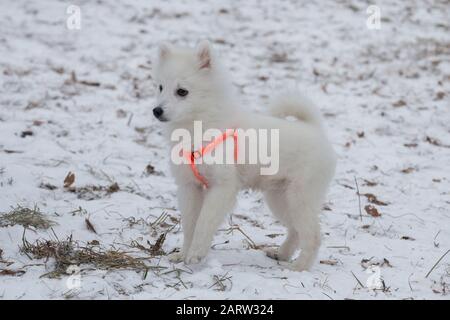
[183,129,238,188]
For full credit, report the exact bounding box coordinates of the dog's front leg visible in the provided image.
[185,183,238,264]
[169,183,204,262]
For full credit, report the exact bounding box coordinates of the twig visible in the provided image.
[354,176,363,221]
[85,218,97,234]
[408,273,414,292]
[425,249,450,278]
[351,271,365,288]
[322,292,334,300]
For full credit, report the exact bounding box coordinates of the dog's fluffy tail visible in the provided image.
[269,91,322,126]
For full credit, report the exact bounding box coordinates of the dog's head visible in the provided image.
[152,40,224,123]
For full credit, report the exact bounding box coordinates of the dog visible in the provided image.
[152,40,336,271]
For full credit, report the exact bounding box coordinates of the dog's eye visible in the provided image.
[159,85,163,92]
[176,88,189,97]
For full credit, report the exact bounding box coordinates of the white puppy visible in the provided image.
[153,41,336,271]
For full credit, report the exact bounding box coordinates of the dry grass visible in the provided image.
[20,231,149,278]
[0,205,56,229]
[65,182,120,200]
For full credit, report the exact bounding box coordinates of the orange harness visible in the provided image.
[182,129,238,188]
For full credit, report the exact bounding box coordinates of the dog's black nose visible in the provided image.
[153,107,164,118]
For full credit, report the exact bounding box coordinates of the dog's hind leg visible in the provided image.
[264,192,299,261]
[285,183,322,271]
[169,183,204,263]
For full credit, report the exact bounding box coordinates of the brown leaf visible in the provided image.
[357,131,365,138]
[401,236,415,241]
[0,269,25,276]
[363,179,377,187]
[365,205,381,217]
[39,182,57,191]
[361,193,388,206]
[145,164,155,175]
[361,257,392,269]
[78,80,101,87]
[107,182,120,193]
[265,233,283,238]
[320,259,338,266]
[64,171,75,188]
[426,136,449,148]
[149,233,166,256]
[20,130,34,138]
[404,143,418,148]
[435,91,445,100]
[392,100,406,107]
[401,167,415,174]
[85,218,97,234]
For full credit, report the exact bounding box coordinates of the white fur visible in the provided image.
[153,41,336,271]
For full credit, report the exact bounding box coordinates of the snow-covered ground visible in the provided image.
[0,0,449,300]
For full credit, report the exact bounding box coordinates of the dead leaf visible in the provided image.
[365,205,381,217]
[434,91,445,100]
[78,80,101,87]
[401,236,415,241]
[116,109,127,118]
[0,269,25,276]
[401,167,416,174]
[357,131,365,138]
[149,233,166,256]
[320,259,338,266]
[20,130,33,138]
[107,182,120,193]
[64,172,75,188]
[39,182,58,191]
[361,257,392,269]
[363,179,377,187]
[393,100,406,107]
[265,233,283,238]
[33,120,44,126]
[270,52,288,63]
[361,193,388,206]
[145,164,155,175]
[404,143,418,148]
[426,136,449,148]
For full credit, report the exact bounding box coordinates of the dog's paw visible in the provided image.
[168,251,184,263]
[279,259,312,272]
[184,246,208,265]
[184,255,203,265]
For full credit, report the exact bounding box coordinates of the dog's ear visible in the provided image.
[158,42,172,60]
[196,40,212,70]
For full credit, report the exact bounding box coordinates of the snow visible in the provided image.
[0,0,449,299]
